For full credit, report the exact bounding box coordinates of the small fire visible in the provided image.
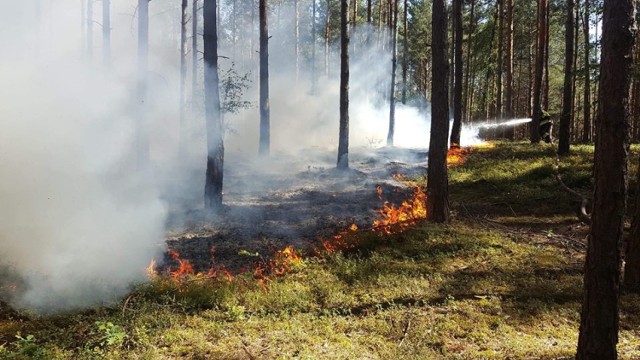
[447,142,494,167]
[373,186,427,234]
[168,249,195,279]
[145,259,157,279]
[253,245,305,289]
[447,146,471,167]
[320,222,360,254]
[270,246,304,276]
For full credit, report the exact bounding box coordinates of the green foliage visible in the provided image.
[220,62,252,116]
[12,333,47,359]
[3,143,640,358]
[95,321,127,348]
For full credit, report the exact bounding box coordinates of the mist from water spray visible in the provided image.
[478,118,533,128]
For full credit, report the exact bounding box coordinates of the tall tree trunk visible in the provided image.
[582,0,592,143]
[137,0,150,168]
[401,0,408,104]
[528,42,533,118]
[192,0,199,115]
[352,0,357,27]
[259,0,271,155]
[449,0,463,147]
[427,0,450,223]
[387,0,398,146]
[576,0,635,357]
[102,0,110,67]
[559,0,575,155]
[480,3,499,121]
[624,21,640,290]
[325,0,331,77]
[530,0,547,143]
[180,0,189,156]
[337,0,350,169]
[572,0,581,142]
[496,0,504,120]
[203,0,224,209]
[449,4,455,113]
[543,2,550,110]
[367,0,371,23]
[312,0,317,92]
[504,0,514,138]
[464,0,476,122]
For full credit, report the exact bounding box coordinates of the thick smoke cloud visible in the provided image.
[0,1,169,312]
[0,0,481,312]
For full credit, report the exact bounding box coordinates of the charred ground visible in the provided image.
[161,147,430,273]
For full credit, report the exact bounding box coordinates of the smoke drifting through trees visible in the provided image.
[0,0,487,312]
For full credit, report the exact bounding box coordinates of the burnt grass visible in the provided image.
[161,147,430,273]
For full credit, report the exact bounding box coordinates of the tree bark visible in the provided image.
[504,0,514,138]
[625,27,640,290]
[543,2,550,110]
[449,0,463,147]
[387,0,398,146]
[136,0,150,168]
[582,0,592,143]
[572,0,580,142]
[464,0,476,121]
[427,0,450,223]
[192,0,199,115]
[325,0,331,77]
[401,0,408,104]
[102,0,110,67]
[337,0,350,169]
[496,0,504,120]
[559,0,575,155]
[180,0,189,156]
[312,0,317,92]
[367,0,371,23]
[203,0,224,209]
[576,0,635,358]
[530,0,547,143]
[259,0,271,155]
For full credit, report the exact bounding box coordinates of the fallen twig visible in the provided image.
[398,318,412,347]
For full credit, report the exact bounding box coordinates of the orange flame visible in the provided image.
[270,246,304,276]
[168,249,195,279]
[373,187,427,234]
[145,259,157,279]
[447,146,471,167]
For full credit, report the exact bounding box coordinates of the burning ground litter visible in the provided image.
[158,146,436,275]
[155,144,479,280]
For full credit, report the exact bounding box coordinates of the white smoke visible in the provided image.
[0,1,170,312]
[0,0,486,312]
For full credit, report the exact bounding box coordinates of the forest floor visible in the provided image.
[1,141,640,359]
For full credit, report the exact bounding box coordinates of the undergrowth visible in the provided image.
[1,142,639,359]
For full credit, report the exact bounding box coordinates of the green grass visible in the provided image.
[1,142,639,359]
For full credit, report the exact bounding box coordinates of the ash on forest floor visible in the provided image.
[160,147,429,273]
